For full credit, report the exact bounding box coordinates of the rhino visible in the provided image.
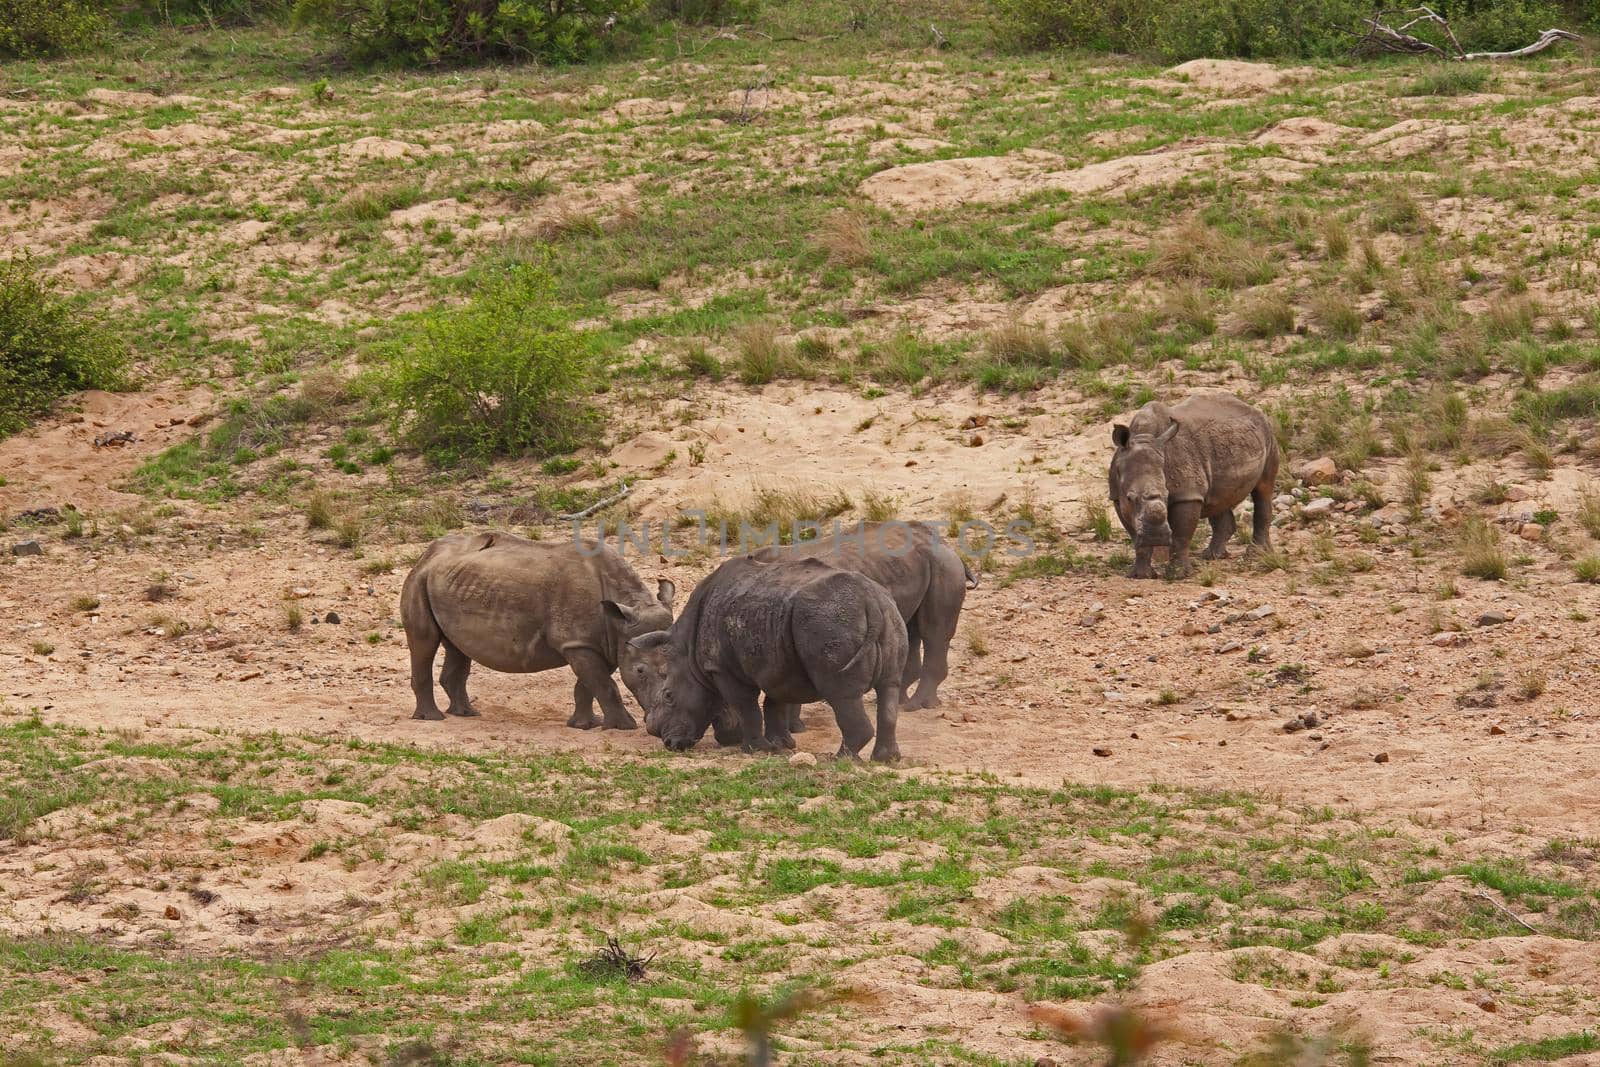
[399,532,674,728]
[638,556,909,762]
[1108,393,1280,579]
[753,521,974,715]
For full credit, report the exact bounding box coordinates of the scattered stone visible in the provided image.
[324,611,341,624]
[1181,620,1208,636]
[788,751,817,768]
[1245,604,1275,621]
[967,434,984,447]
[1504,486,1531,502]
[290,587,312,598]
[1298,457,1337,486]
[1078,613,1101,628]
[239,670,263,682]
[164,905,181,920]
[1373,752,1390,764]
[1273,493,1295,508]
[1199,590,1228,603]
[1518,523,1544,542]
[1474,993,1497,1013]
[93,430,136,448]
[1488,724,1506,736]
[1431,632,1467,647]
[1476,610,1508,628]
[1218,640,1244,654]
[1302,497,1336,517]
[1092,747,1112,757]
[10,540,43,557]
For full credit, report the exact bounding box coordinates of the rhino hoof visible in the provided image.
[765,732,796,751]
[446,705,480,718]
[870,744,902,763]
[566,713,600,730]
[742,738,778,755]
[834,744,865,763]
[601,715,638,731]
[412,707,445,721]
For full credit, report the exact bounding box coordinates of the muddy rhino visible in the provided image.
[1108,393,1279,579]
[754,521,975,713]
[400,532,673,728]
[639,556,909,762]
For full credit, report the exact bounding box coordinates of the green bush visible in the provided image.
[292,0,646,65]
[119,0,290,29]
[380,266,599,464]
[0,0,106,57]
[990,0,1578,60]
[0,258,129,439]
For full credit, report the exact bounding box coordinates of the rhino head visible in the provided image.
[602,578,675,719]
[1112,420,1181,549]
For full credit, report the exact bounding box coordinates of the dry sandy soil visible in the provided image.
[4,26,1600,1067]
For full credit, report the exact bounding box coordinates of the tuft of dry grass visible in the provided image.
[1400,448,1431,517]
[1082,499,1113,542]
[1160,282,1216,336]
[702,484,853,544]
[304,491,338,531]
[679,343,724,380]
[1150,218,1274,290]
[1309,289,1361,340]
[1576,485,1600,540]
[964,624,989,657]
[735,322,803,385]
[1482,295,1539,341]
[68,594,100,613]
[985,320,1054,367]
[817,209,872,267]
[1458,517,1507,581]
[1233,289,1296,339]
[1370,187,1429,234]
[861,488,899,522]
[284,600,304,632]
[1319,215,1350,260]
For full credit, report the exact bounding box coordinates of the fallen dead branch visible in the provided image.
[1349,6,1580,60]
[558,482,632,521]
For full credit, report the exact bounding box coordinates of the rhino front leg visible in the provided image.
[1128,544,1158,579]
[1166,501,1202,579]
[828,696,875,761]
[762,697,797,751]
[563,647,636,730]
[567,679,600,730]
[1202,510,1237,561]
[439,641,479,717]
[716,679,773,754]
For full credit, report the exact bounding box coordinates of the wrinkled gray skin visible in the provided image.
[1108,393,1280,579]
[639,556,909,762]
[400,532,674,728]
[750,521,973,735]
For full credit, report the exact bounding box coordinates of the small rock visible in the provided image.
[1431,632,1467,647]
[239,670,263,682]
[1217,640,1244,654]
[1302,497,1336,518]
[1298,457,1338,486]
[1474,993,1497,1013]
[10,540,43,557]
[1476,610,1508,628]
[1181,620,1207,636]
[1373,752,1390,764]
[324,611,341,625]
[788,751,817,768]
[1283,718,1305,733]
[1273,493,1295,508]
[1245,604,1276,621]
[1504,486,1531,502]
[1518,523,1543,542]
[291,587,312,598]
[164,905,181,920]
[967,434,984,447]
[1092,747,1112,757]
[1078,613,1101,628]
[1488,724,1506,736]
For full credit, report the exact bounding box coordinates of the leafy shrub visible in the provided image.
[0,258,128,438]
[379,265,598,464]
[0,0,105,57]
[118,0,289,28]
[293,0,645,65]
[989,0,1576,60]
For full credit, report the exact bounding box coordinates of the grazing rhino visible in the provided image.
[639,556,909,762]
[400,532,674,728]
[1108,393,1280,579]
[753,521,975,715]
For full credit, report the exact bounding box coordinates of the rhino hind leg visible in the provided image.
[439,641,480,717]
[869,682,902,763]
[1202,510,1237,561]
[773,695,807,733]
[1248,482,1274,554]
[567,680,601,730]
[828,695,876,761]
[405,613,445,721]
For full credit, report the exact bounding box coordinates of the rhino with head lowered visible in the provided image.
[400,532,673,728]
[638,555,908,762]
[1108,393,1280,579]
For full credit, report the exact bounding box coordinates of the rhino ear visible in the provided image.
[627,631,670,651]
[1112,424,1131,448]
[602,599,639,625]
[1155,420,1181,446]
[656,578,676,608]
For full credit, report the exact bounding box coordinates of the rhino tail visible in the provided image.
[962,558,980,590]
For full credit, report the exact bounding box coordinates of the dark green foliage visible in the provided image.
[0,258,128,438]
[292,0,646,65]
[378,265,599,464]
[118,0,290,28]
[990,0,1579,61]
[0,0,105,56]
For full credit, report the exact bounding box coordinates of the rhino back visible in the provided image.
[418,535,611,673]
[1162,394,1274,512]
[756,523,934,620]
